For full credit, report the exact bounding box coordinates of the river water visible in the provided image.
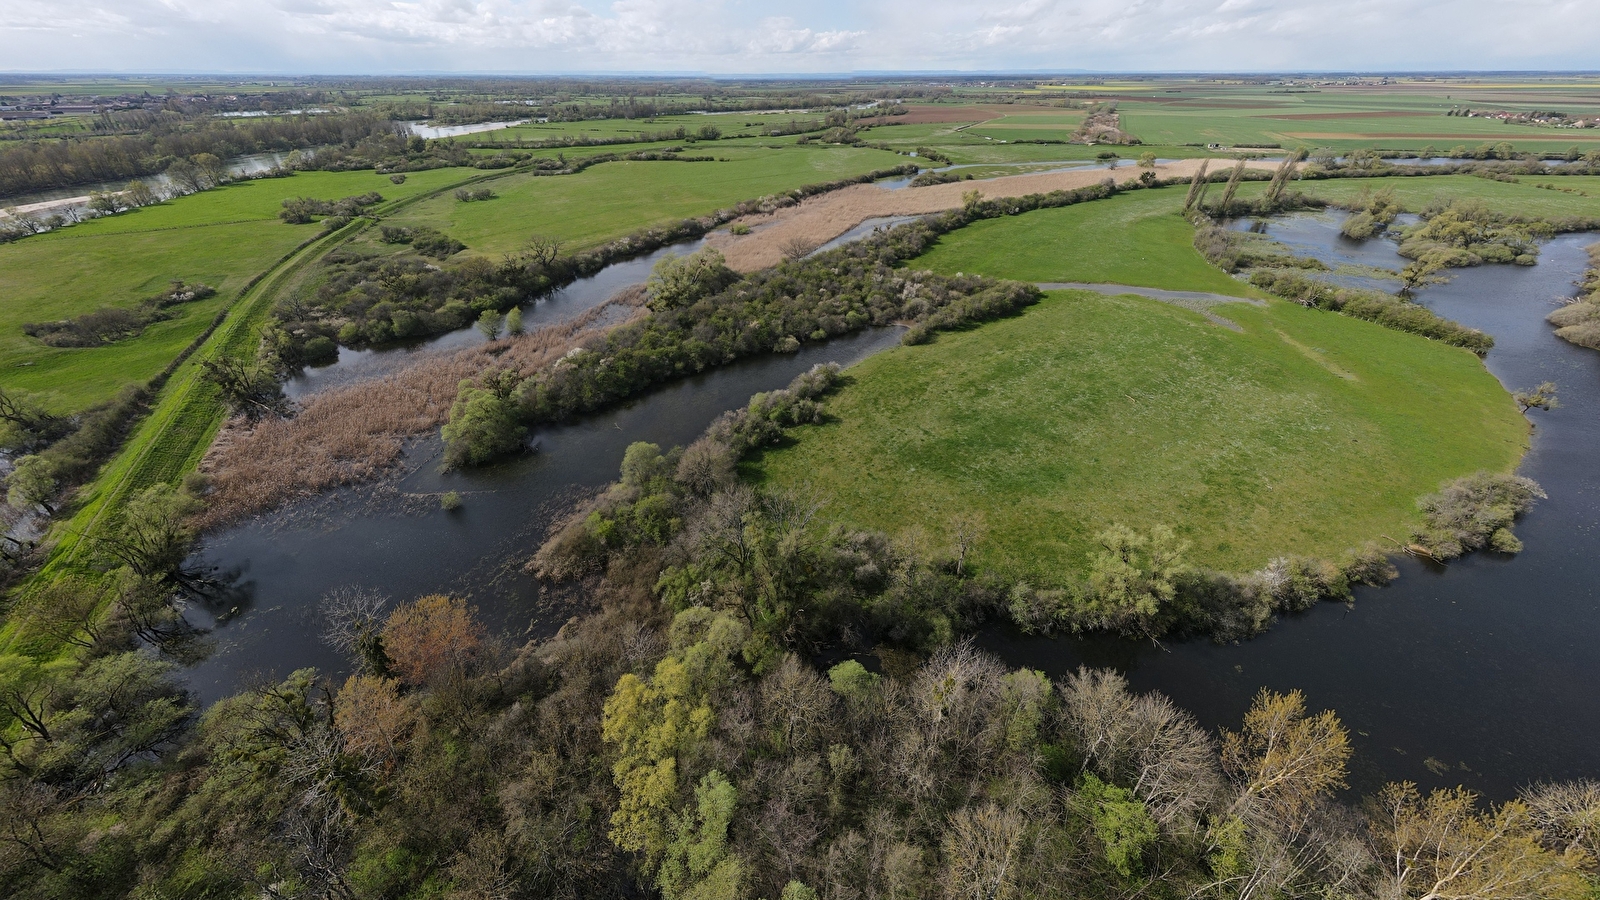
[186,206,1600,800]
[983,213,1600,800]
[2,151,296,212]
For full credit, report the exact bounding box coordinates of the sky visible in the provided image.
[2,0,1598,75]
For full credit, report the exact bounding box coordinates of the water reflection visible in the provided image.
[186,328,907,704]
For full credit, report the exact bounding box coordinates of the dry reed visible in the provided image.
[197,291,648,530]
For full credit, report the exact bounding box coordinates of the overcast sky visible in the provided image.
[2,0,1598,75]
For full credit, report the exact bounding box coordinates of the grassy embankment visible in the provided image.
[751,187,1527,580]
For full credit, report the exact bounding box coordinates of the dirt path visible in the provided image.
[706,157,1280,272]
[1036,282,1266,331]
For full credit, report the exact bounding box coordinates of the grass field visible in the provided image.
[751,290,1525,580]
[0,168,469,412]
[751,189,1526,579]
[1254,173,1600,219]
[376,144,907,255]
[914,186,1265,296]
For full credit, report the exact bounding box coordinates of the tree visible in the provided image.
[778,236,815,261]
[6,455,57,514]
[1371,782,1589,900]
[647,249,738,310]
[94,483,202,584]
[656,771,743,900]
[379,594,484,686]
[333,674,417,764]
[441,379,526,468]
[201,356,288,419]
[1521,780,1600,862]
[320,586,391,675]
[523,233,561,268]
[1137,151,1157,168]
[1084,524,1189,636]
[1078,774,1158,877]
[165,157,205,193]
[1513,381,1560,413]
[505,306,524,336]
[950,513,985,576]
[0,387,65,447]
[1222,689,1349,823]
[476,309,504,341]
[941,802,1025,900]
[122,179,158,208]
[87,190,125,215]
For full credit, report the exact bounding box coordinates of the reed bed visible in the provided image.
[197,292,647,529]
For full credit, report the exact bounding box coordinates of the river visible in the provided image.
[983,212,1600,800]
[186,206,1600,800]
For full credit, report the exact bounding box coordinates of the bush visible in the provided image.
[1411,471,1545,559]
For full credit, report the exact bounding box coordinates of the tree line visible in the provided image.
[0,111,401,198]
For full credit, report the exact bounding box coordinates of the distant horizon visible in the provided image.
[5,0,1599,76]
[6,69,1600,82]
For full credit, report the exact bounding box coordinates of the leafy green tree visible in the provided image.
[6,455,57,514]
[94,483,202,583]
[505,305,524,336]
[646,249,737,311]
[1079,774,1158,877]
[441,378,526,468]
[657,771,742,900]
[1085,524,1189,636]
[476,309,504,341]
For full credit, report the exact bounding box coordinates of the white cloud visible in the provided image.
[0,0,1596,72]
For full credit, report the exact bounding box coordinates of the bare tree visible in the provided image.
[320,586,391,673]
[941,803,1025,900]
[781,235,816,261]
[1521,780,1600,862]
[949,514,985,577]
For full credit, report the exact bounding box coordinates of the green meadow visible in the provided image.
[0,168,467,413]
[376,144,906,254]
[914,186,1263,296]
[1254,173,1600,218]
[752,191,1526,579]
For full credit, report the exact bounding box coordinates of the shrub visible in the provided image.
[1411,471,1545,559]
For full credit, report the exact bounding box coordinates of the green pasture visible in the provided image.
[1258,173,1600,218]
[752,184,1526,578]
[377,144,906,255]
[914,186,1263,297]
[752,289,1525,580]
[0,169,469,413]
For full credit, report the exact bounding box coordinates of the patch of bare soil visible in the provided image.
[705,158,1276,272]
[197,289,649,530]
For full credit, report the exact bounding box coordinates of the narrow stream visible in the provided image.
[284,236,711,400]
[982,214,1600,800]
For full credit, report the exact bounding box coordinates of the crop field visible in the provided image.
[751,287,1525,580]
[376,144,907,254]
[0,168,469,412]
[1106,79,1600,152]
